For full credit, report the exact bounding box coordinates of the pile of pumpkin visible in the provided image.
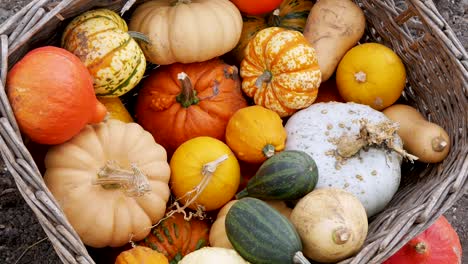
[5,0,462,263]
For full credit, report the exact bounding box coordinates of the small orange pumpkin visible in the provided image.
[226,106,287,163]
[115,246,168,264]
[6,46,107,144]
[240,27,321,117]
[139,212,210,263]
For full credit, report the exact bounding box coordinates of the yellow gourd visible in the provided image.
[98,97,133,123]
[170,137,241,211]
[336,43,406,110]
[383,104,450,163]
[225,106,287,163]
[115,246,169,264]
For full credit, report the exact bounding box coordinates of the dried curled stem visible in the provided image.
[331,119,418,163]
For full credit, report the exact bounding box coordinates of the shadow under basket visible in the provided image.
[0,0,467,263]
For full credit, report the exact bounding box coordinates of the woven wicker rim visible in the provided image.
[0,0,466,263]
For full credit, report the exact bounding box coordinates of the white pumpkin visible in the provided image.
[285,102,403,217]
[179,247,250,264]
[43,120,171,248]
[129,0,243,65]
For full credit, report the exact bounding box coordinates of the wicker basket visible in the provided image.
[0,0,466,263]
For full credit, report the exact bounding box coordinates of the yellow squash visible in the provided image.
[115,246,169,264]
[226,106,287,163]
[170,137,241,211]
[98,97,133,123]
[240,27,321,117]
[336,43,406,110]
[62,9,146,97]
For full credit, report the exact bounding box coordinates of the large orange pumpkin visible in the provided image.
[139,212,210,263]
[135,58,247,155]
[6,46,107,144]
[240,27,321,117]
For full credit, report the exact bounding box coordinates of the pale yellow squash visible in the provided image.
[129,0,242,65]
[43,120,171,248]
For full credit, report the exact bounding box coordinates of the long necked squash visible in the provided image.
[225,198,310,264]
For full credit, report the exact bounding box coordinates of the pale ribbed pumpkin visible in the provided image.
[240,27,321,117]
[62,9,146,97]
[129,0,242,65]
[230,0,315,63]
[43,120,171,248]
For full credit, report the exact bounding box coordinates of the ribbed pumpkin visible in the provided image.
[135,59,248,155]
[226,106,287,163]
[230,0,315,63]
[115,246,169,264]
[240,27,321,117]
[129,0,242,65]
[62,9,146,97]
[139,212,210,264]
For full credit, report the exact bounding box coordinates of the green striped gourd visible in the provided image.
[225,197,311,264]
[230,0,315,63]
[61,9,146,97]
[236,150,318,200]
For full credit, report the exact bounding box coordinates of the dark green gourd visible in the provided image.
[225,197,311,264]
[236,150,318,200]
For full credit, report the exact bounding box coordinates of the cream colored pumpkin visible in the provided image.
[209,200,292,249]
[43,120,171,248]
[129,0,242,65]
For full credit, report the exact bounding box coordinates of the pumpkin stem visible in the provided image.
[171,0,191,6]
[332,227,351,245]
[255,70,273,89]
[432,136,448,152]
[269,9,282,27]
[176,72,200,108]
[293,251,311,264]
[262,144,276,158]
[94,160,151,197]
[128,31,150,44]
[354,71,367,83]
[415,242,427,254]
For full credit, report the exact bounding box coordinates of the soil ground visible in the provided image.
[0,0,466,263]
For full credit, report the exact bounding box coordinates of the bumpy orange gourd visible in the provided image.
[115,246,169,264]
[240,27,321,117]
[135,59,247,155]
[170,137,241,211]
[139,212,210,263]
[226,106,287,163]
[6,46,107,145]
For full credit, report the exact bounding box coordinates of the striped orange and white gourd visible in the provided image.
[61,9,146,97]
[240,27,322,117]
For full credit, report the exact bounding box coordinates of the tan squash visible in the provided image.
[383,104,450,163]
[225,106,287,163]
[44,120,171,248]
[129,0,242,65]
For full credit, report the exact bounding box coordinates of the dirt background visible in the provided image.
[0,0,466,263]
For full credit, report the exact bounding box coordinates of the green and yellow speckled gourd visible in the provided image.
[61,9,146,97]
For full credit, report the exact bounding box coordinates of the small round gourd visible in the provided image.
[115,246,169,264]
[179,247,249,264]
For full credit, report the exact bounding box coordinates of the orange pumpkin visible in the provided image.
[6,46,107,145]
[240,27,321,117]
[139,212,210,263]
[115,246,169,264]
[135,58,248,155]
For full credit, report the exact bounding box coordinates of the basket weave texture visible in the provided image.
[0,0,466,263]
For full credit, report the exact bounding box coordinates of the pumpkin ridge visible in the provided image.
[268,36,305,71]
[96,55,143,96]
[261,28,282,64]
